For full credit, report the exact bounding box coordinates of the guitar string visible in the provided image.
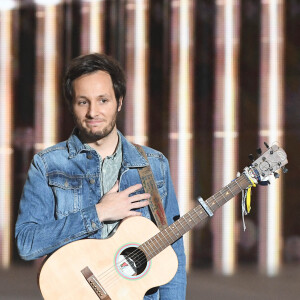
[94,213,191,288]
[94,176,247,290]
[92,176,248,290]
[42,176,250,297]
[93,196,212,284]
[95,200,217,291]
[53,193,217,298]
[98,178,247,291]
[94,190,224,288]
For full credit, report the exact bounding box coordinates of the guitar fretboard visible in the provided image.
[139,173,251,261]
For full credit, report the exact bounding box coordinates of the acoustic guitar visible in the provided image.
[38,144,288,299]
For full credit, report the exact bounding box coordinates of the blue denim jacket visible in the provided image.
[15,130,186,299]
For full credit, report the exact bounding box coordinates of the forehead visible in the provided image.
[73,71,114,96]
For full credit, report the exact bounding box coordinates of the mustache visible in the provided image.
[85,117,106,121]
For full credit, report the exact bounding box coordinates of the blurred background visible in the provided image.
[0,0,300,299]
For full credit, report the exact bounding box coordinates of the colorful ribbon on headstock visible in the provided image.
[241,176,256,231]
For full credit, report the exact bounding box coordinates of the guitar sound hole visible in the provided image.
[120,247,147,276]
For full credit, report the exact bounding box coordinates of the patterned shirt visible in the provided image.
[85,133,122,238]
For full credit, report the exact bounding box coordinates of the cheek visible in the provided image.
[72,107,85,120]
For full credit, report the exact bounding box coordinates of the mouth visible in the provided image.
[85,119,105,127]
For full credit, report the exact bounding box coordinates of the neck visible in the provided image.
[138,173,252,261]
[86,127,119,159]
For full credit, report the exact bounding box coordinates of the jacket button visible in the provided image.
[89,178,95,184]
[91,221,97,229]
[87,154,93,159]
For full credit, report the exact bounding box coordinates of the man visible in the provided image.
[15,53,186,299]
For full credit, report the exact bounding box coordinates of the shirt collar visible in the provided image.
[66,128,149,168]
[83,132,122,161]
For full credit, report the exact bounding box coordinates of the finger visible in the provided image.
[107,181,119,194]
[131,200,149,209]
[123,183,143,195]
[130,193,151,203]
[128,210,143,217]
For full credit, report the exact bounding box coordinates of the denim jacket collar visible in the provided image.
[119,132,149,168]
[66,128,88,158]
[66,128,149,168]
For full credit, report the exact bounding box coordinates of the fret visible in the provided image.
[160,230,170,246]
[151,236,160,255]
[146,238,161,259]
[164,228,173,242]
[212,194,221,208]
[183,215,193,229]
[146,239,156,255]
[222,186,232,199]
[140,243,151,260]
[169,224,181,240]
[188,211,198,224]
[194,207,204,220]
[140,172,258,263]
[195,206,210,222]
[166,228,176,242]
[232,180,242,194]
[234,178,243,191]
[226,185,235,197]
[219,190,228,203]
[163,232,171,248]
[156,231,165,247]
[176,218,186,235]
[177,216,189,235]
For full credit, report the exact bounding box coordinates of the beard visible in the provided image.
[74,110,118,143]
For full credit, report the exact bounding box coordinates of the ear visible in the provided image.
[117,97,123,112]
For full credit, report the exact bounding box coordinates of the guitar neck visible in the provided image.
[139,173,251,261]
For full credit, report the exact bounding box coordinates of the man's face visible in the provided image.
[72,70,122,142]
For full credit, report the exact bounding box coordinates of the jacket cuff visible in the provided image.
[81,205,103,233]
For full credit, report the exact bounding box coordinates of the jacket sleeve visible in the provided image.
[15,154,103,261]
[158,155,187,300]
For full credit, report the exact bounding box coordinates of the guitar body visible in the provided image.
[39,145,288,300]
[38,216,178,300]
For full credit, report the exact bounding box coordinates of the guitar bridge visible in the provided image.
[81,266,111,300]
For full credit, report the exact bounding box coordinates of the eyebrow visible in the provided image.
[75,94,112,99]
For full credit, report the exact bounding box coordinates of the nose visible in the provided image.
[87,102,99,118]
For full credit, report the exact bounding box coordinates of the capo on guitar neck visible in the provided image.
[197,197,214,217]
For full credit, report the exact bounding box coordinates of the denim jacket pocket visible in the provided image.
[48,173,82,218]
[156,180,166,201]
[134,180,166,219]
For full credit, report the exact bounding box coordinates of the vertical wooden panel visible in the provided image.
[81,0,105,54]
[212,0,240,275]
[259,0,284,276]
[125,0,149,145]
[35,3,62,152]
[169,0,194,270]
[0,5,14,268]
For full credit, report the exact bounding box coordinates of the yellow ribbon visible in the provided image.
[246,177,256,213]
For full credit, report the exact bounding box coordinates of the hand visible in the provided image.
[96,182,150,222]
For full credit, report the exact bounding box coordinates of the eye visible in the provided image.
[78,100,87,105]
[99,98,108,104]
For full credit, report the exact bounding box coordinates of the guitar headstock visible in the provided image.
[245,144,288,183]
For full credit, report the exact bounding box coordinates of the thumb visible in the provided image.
[107,180,119,194]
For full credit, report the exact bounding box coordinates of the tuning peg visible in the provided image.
[256,148,262,156]
[248,154,255,162]
[264,142,269,149]
[259,180,270,186]
[282,166,288,174]
[274,172,280,179]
